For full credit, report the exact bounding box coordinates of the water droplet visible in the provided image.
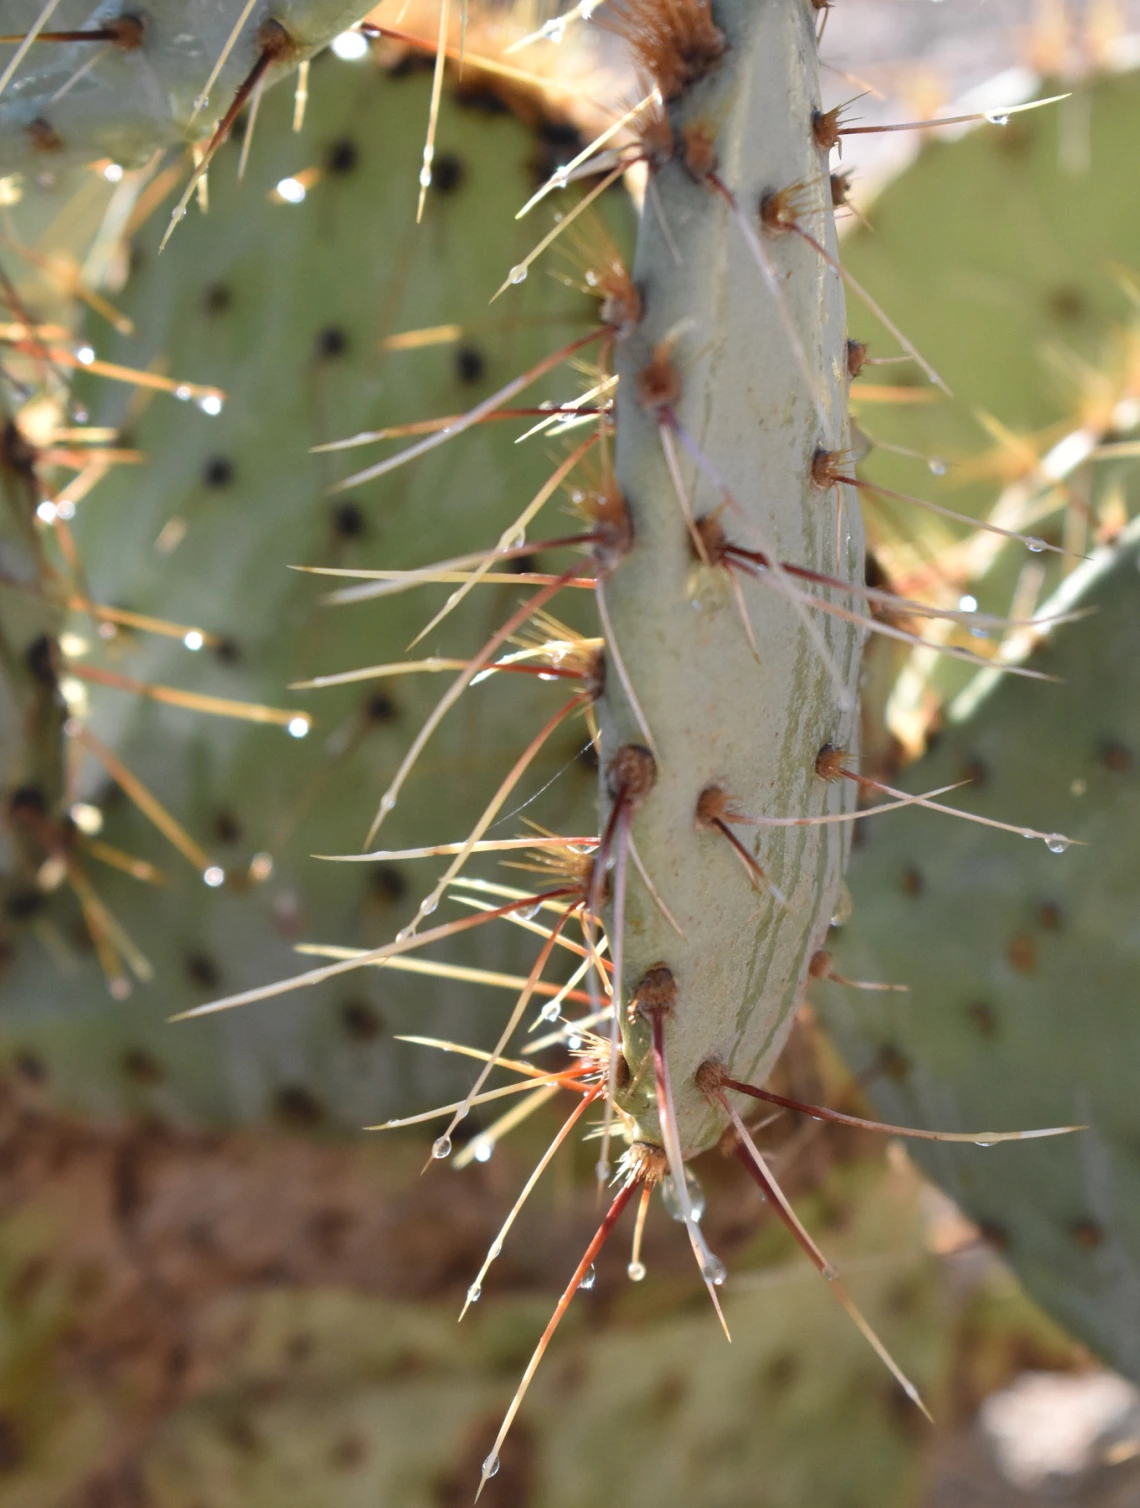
[473,1140,493,1163]
[544,16,567,41]
[193,93,210,112]
[830,882,854,927]
[594,1157,610,1181]
[508,264,528,285]
[975,1139,995,1148]
[627,1261,646,1282]
[1045,834,1070,854]
[174,383,192,401]
[419,165,432,189]
[197,393,224,416]
[700,1252,727,1286]
[517,902,541,921]
[928,457,947,476]
[482,1454,500,1480]
[171,205,187,222]
[660,1168,706,1222]
[466,1281,482,1304]
[970,625,990,640]
[567,1035,583,1051]
[202,866,224,888]
[578,1263,596,1291]
[422,895,439,917]
[540,1000,561,1022]
[432,1134,452,1160]
[508,530,526,549]
[553,166,569,188]
[1026,536,1047,553]
[985,111,1010,126]
[958,595,978,613]
[489,1238,503,1258]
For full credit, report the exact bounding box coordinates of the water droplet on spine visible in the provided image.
[432,1134,452,1160]
[1045,834,1070,854]
[1026,536,1047,553]
[700,1251,727,1286]
[578,1263,596,1291]
[482,1454,500,1480]
[928,457,947,475]
[627,1261,647,1282]
[466,1281,482,1304]
[508,264,528,285]
[975,1139,995,1148]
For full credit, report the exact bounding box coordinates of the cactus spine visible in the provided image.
[603,0,862,1158]
[0,0,375,172]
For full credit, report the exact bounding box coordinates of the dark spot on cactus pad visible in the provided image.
[965,1001,998,1039]
[978,1221,1010,1252]
[331,500,366,539]
[202,456,235,489]
[1037,901,1064,931]
[316,325,349,360]
[878,1044,911,1081]
[28,118,62,153]
[212,809,242,845]
[185,951,221,989]
[1070,1219,1105,1250]
[5,890,44,921]
[202,282,232,314]
[14,1052,47,1084]
[365,691,397,723]
[1046,285,1086,322]
[0,1413,24,1471]
[24,634,58,686]
[341,999,384,1041]
[762,1350,799,1393]
[900,866,923,897]
[455,345,486,384]
[213,635,240,664]
[219,1413,262,1456]
[1100,739,1133,772]
[307,1206,355,1258]
[1007,934,1037,974]
[370,866,407,905]
[959,756,987,788]
[326,136,359,174]
[8,784,46,817]
[432,152,465,194]
[275,1085,325,1128]
[331,1433,370,1470]
[454,85,510,117]
[387,49,435,80]
[121,1048,164,1085]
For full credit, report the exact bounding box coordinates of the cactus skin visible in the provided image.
[604,0,863,1156]
[0,0,375,172]
[0,54,600,1129]
[820,516,1140,1381]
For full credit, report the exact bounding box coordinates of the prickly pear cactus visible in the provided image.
[822,516,1140,1381]
[0,0,375,172]
[0,50,601,1128]
[600,0,863,1160]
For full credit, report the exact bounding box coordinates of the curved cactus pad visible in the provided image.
[821,516,1140,1380]
[0,53,601,1129]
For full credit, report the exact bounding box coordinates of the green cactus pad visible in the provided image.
[0,51,606,1129]
[820,516,1140,1380]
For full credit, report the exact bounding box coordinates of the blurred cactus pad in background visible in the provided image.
[1,3,1140,1506]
